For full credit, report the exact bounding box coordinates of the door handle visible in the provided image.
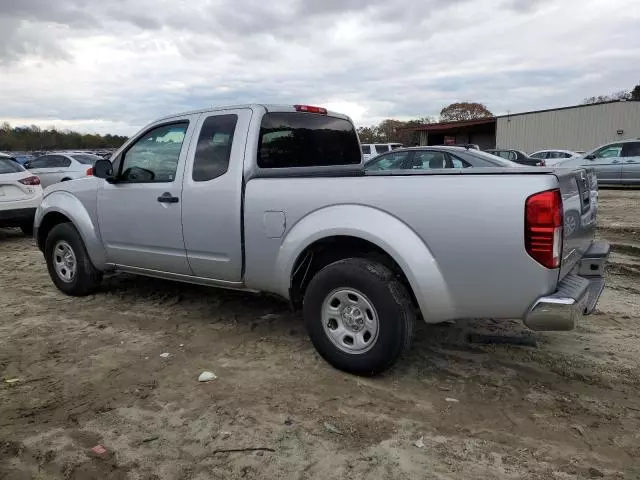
[157,192,179,203]
[611,160,621,164]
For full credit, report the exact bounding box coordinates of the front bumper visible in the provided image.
[524,241,609,331]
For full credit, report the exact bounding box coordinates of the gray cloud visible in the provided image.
[0,0,638,133]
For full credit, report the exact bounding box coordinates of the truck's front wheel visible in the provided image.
[303,258,415,376]
[44,223,103,296]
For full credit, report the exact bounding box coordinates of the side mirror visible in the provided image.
[93,159,115,180]
[585,154,596,160]
[24,162,31,169]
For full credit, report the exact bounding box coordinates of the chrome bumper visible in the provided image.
[524,242,609,331]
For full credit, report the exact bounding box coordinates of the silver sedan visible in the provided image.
[364,146,521,171]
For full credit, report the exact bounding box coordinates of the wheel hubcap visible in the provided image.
[53,240,77,283]
[321,288,379,354]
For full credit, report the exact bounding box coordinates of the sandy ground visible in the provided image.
[1,189,640,480]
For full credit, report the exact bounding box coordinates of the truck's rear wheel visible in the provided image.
[44,223,103,296]
[303,258,415,376]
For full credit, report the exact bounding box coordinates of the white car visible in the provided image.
[0,156,43,235]
[529,150,581,166]
[25,152,101,188]
[361,143,403,161]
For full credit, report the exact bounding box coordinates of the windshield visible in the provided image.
[71,154,101,165]
[0,159,25,174]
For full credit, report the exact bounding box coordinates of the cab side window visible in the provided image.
[192,115,238,182]
[119,122,188,183]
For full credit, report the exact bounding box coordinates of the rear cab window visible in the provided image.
[258,112,361,168]
[361,145,371,155]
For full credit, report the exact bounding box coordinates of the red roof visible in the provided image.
[407,117,496,132]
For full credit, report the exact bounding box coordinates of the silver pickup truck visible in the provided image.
[34,104,609,375]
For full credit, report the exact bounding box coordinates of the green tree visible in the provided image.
[631,84,640,101]
[0,123,128,152]
[440,102,493,122]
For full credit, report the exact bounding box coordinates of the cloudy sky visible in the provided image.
[1,0,638,135]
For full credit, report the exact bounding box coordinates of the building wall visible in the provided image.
[496,101,640,153]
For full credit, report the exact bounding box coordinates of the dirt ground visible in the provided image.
[1,189,639,480]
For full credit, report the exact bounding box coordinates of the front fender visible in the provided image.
[275,204,455,323]
[35,191,108,270]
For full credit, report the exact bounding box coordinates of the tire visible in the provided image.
[303,258,415,376]
[44,222,103,296]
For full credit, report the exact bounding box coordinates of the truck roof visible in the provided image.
[155,104,352,123]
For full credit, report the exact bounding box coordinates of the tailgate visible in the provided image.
[557,167,597,279]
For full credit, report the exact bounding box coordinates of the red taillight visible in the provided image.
[525,189,563,269]
[538,160,546,167]
[86,167,93,176]
[18,175,40,186]
[294,104,328,114]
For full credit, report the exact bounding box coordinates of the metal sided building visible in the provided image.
[495,100,640,153]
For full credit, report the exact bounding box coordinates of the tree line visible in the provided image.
[583,84,640,104]
[0,123,128,152]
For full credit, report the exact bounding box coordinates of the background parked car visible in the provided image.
[25,152,101,188]
[557,139,640,185]
[0,152,18,163]
[0,157,43,235]
[530,150,582,166]
[485,149,545,166]
[361,143,403,161]
[364,146,521,171]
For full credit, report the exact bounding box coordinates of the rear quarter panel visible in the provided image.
[244,173,561,322]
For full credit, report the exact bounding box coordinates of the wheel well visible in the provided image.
[61,178,72,182]
[289,235,417,309]
[37,212,71,251]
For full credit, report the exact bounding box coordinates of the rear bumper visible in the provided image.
[0,207,37,226]
[524,241,609,331]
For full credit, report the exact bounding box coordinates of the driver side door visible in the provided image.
[585,143,623,184]
[97,115,199,274]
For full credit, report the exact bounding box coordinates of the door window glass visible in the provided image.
[120,122,188,183]
[593,144,622,159]
[192,115,238,182]
[530,152,546,159]
[621,142,640,157]
[51,156,72,167]
[449,155,471,168]
[28,156,54,168]
[364,151,410,170]
[413,151,448,169]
